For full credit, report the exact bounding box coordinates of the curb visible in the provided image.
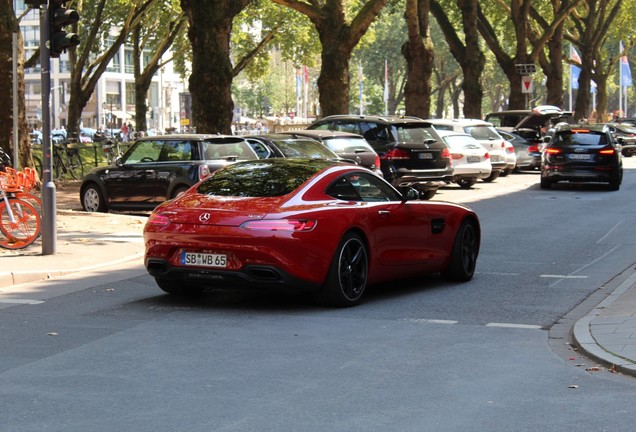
[572,268,636,377]
[0,252,144,289]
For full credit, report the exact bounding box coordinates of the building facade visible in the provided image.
[15,0,185,134]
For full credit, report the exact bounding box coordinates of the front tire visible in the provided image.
[81,183,108,212]
[314,232,368,307]
[441,219,479,282]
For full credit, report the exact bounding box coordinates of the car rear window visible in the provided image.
[392,124,438,143]
[196,159,334,197]
[203,139,259,160]
[553,131,608,147]
[322,137,374,153]
[273,139,338,159]
[465,126,501,140]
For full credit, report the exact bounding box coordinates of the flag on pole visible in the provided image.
[359,61,364,115]
[620,41,633,87]
[570,45,581,90]
[383,59,389,115]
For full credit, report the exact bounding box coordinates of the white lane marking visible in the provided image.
[540,275,588,279]
[404,319,458,324]
[477,272,520,276]
[596,220,623,244]
[485,323,542,329]
[0,298,44,305]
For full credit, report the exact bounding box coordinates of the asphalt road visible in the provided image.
[2,162,636,431]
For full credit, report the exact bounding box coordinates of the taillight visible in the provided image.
[241,219,317,232]
[373,154,381,169]
[382,148,410,160]
[441,148,451,159]
[147,213,171,226]
[528,145,539,152]
[505,146,515,154]
[599,148,615,155]
[484,152,490,159]
[451,153,463,160]
[545,148,561,155]
[198,165,211,180]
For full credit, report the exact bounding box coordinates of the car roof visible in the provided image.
[135,134,240,142]
[426,118,495,127]
[312,114,432,126]
[554,123,609,133]
[281,130,365,139]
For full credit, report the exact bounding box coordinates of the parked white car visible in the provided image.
[437,131,492,188]
[426,118,510,182]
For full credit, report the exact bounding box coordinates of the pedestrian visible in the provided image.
[121,123,129,142]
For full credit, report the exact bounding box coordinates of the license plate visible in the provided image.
[418,152,433,159]
[490,155,502,162]
[570,154,591,160]
[181,252,227,268]
[467,156,481,163]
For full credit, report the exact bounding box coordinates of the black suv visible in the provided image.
[540,124,622,190]
[80,134,258,212]
[308,115,452,199]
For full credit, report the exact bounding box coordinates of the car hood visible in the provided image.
[159,193,289,226]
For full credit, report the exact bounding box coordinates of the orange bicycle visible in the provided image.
[0,167,41,250]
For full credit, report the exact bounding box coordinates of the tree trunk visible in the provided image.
[182,0,250,134]
[431,0,484,119]
[402,0,433,118]
[458,0,484,119]
[0,0,31,168]
[316,31,352,116]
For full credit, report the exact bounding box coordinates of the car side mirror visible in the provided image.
[401,187,419,202]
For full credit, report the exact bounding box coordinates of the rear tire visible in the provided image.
[456,178,477,189]
[540,176,552,189]
[482,171,500,182]
[313,232,368,307]
[81,182,108,212]
[441,219,479,282]
[419,189,437,200]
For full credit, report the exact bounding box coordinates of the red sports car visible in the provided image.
[143,158,480,307]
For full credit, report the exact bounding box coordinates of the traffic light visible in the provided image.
[48,0,80,58]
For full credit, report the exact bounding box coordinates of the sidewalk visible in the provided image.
[1,192,635,377]
[572,268,636,377]
[0,208,146,287]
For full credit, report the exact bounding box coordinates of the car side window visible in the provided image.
[123,140,163,164]
[326,173,400,202]
[326,177,361,201]
[159,141,192,162]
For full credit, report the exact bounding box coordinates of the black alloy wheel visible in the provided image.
[441,219,479,282]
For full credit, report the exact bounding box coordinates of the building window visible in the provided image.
[124,49,134,74]
[126,82,135,105]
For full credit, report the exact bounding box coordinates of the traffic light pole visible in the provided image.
[40,4,57,255]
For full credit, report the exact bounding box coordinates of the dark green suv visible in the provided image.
[308,115,452,199]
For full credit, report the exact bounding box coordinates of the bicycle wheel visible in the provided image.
[67,150,84,180]
[0,198,41,250]
[14,192,42,217]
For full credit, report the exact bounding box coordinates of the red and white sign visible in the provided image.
[522,76,533,93]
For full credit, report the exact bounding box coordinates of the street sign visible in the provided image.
[522,76,533,93]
